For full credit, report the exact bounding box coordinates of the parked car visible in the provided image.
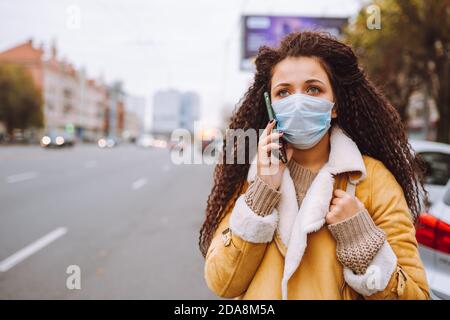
[152,138,167,148]
[40,131,75,148]
[98,136,119,148]
[416,179,450,300]
[168,140,187,151]
[136,134,155,148]
[410,140,450,206]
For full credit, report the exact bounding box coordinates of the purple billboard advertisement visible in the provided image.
[241,15,348,70]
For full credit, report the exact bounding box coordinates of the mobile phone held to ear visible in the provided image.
[264,91,288,164]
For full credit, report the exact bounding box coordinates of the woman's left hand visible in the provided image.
[326,189,365,225]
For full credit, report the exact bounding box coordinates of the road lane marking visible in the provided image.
[6,171,38,184]
[132,178,147,190]
[0,227,68,272]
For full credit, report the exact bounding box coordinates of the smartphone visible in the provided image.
[264,91,288,164]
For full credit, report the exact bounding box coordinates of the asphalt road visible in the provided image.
[0,144,219,299]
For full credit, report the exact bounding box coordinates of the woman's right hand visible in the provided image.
[256,120,294,190]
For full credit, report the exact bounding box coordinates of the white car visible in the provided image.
[416,179,450,300]
[136,134,155,148]
[410,140,450,206]
[136,134,167,149]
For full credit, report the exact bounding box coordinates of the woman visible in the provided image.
[199,32,430,300]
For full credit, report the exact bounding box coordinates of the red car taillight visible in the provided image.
[416,213,450,254]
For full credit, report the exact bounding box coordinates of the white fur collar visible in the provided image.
[246,125,366,300]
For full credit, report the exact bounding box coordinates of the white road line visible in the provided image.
[132,178,147,190]
[0,227,67,272]
[6,171,38,184]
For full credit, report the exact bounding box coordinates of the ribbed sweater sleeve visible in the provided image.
[328,209,386,274]
[244,175,281,217]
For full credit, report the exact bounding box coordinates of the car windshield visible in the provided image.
[419,152,450,186]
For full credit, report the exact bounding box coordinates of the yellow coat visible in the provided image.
[204,127,429,300]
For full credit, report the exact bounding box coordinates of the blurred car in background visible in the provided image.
[416,179,450,300]
[136,134,155,148]
[40,130,75,148]
[152,138,167,148]
[135,134,167,149]
[98,136,119,148]
[410,140,450,206]
[168,140,186,152]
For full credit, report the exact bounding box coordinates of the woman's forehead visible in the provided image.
[271,56,330,87]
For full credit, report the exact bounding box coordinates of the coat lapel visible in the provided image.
[246,125,367,300]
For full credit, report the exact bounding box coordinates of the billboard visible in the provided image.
[241,15,348,70]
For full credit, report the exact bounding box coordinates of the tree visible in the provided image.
[0,63,43,139]
[345,0,450,143]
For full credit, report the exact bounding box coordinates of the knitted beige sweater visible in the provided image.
[244,159,386,275]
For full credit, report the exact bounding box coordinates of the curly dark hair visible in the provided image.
[198,31,428,258]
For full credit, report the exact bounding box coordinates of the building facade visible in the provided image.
[0,39,127,142]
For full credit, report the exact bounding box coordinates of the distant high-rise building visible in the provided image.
[180,91,200,133]
[152,89,181,135]
[152,89,200,135]
[124,94,146,140]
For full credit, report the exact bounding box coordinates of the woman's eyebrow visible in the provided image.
[305,78,326,85]
[272,82,291,89]
[273,79,326,89]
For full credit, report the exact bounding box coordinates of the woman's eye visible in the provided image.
[306,86,321,95]
[277,89,289,97]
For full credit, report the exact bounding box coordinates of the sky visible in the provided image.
[0,0,365,129]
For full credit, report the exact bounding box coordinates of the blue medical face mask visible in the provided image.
[272,93,334,150]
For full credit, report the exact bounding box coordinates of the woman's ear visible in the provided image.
[331,106,337,119]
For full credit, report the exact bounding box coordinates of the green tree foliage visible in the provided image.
[0,63,43,137]
[345,0,450,142]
